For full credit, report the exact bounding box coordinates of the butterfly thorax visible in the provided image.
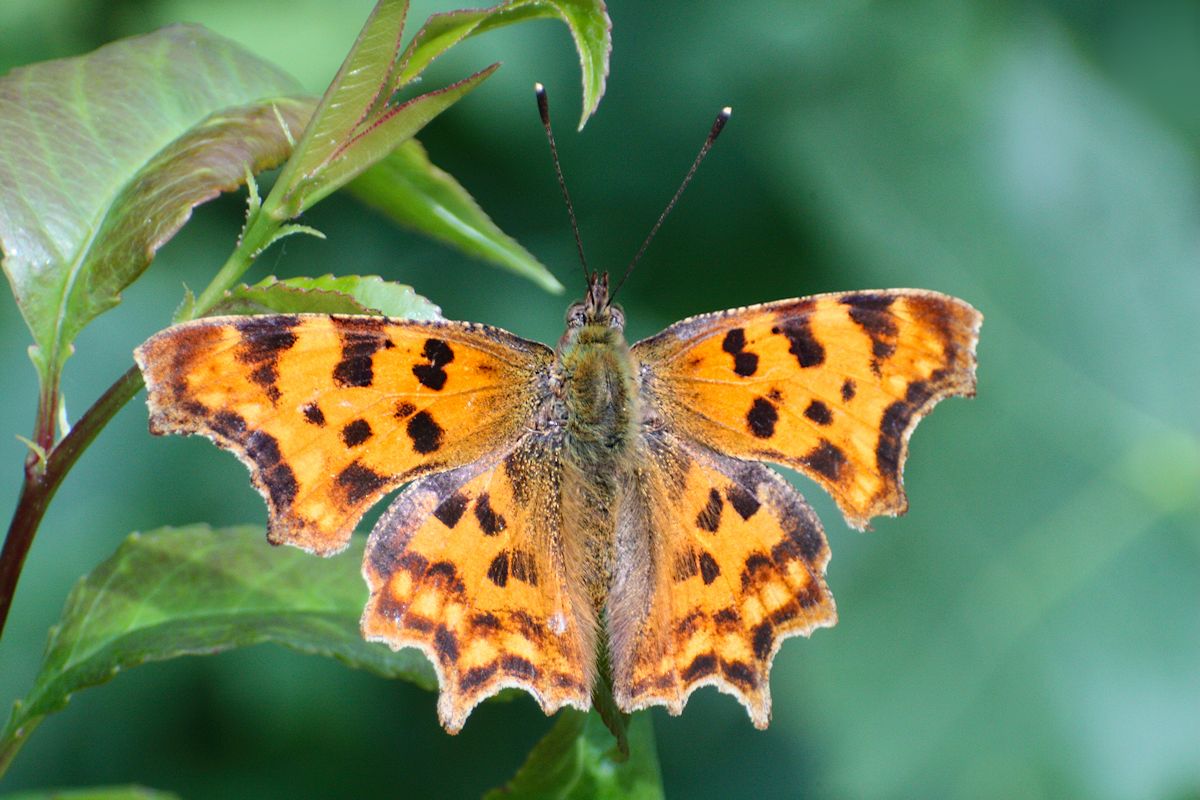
[554,274,639,609]
[556,273,635,452]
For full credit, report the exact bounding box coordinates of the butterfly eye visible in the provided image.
[566,304,587,328]
[608,306,625,329]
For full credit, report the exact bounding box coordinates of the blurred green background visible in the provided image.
[1,0,1197,797]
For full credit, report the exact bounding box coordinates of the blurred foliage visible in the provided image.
[0,1,1196,798]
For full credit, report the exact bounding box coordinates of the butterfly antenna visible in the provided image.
[610,106,732,304]
[536,83,589,283]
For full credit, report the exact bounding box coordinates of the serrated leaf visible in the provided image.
[0,25,310,389]
[214,274,443,318]
[349,140,562,292]
[396,0,611,130]
[0,526,435,767]
[485,711,663,800]
[0,787,181,800]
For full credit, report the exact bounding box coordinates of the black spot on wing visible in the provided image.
[843,293,899,366]
[698,551,721,585]
[487,552,509,587]
[741,552,773,589]
[804,400,832,426]
[244,429,298,509]
[747,397,779,438]
[510,550,539,585]
[752,621,773,660]
[726,484,761,520]
[341,418,373,447]
[877,378,937,476]
[733,352,758,377]
[841,379,856,401]
[722,328,746,354]
[412,338,455,391]
[778,515,825,563]
[722,660,756,689]
[720,327,758,376]
[682,653,717,681]
[474,492,506,536]
[773,314,825,368]
[406,410,443,454]
[501,654,539,680]
[210,410,247,440]
[231,317,299,403]
[802,440,846,482]
[713,607,740,626]
[423,338,454,365]
[337,461,388,504]
[843,293,897,338]
[470,612,501,632]
[433,491,468,528]
[425,561,465,593]
[301,403,325,426]
[261,460,298,510]
[394,401,416,419]
[235,316,299,357]
[695,488,724,532]
[332,319,393,388]
[676,610,704,637]
[672,549,699,583]
[434,624,459,664]
[511,611,542,641]
[461,664,498,691]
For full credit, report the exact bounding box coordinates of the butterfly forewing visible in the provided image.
[136,314,553,555]
[632,289,981,529]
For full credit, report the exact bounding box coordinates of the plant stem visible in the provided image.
[0,366,144,638]
[0,709,40,776]
[189,208,279,317]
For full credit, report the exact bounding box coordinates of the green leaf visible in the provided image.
[274,0,411,193]
[0,25,309,390]
[284,63,500,215]
[396,0,612,130]
[0,526,435,772]
[0,787,181,800]
[485,711,664,800]
[269,0,610,222]
[349,140,562,292]
[213,274,444,318]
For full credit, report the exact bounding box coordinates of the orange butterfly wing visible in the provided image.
[135,315,552,555]
[632,289,981,529]
[361,436,595,732]
[609,431,836,727]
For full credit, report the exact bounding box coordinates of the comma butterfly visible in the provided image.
[134,92,981,732]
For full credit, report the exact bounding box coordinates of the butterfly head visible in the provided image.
[565,272,625,332]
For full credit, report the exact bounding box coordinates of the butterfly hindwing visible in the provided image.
[135,314,553,555]
[609,431,836,727]
[361,434,596,732]
[632,289,981,528]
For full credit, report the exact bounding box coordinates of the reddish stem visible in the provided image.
[0,366,144,639]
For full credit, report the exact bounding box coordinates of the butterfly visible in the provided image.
[133,97,981,732]
[135,273,979,731]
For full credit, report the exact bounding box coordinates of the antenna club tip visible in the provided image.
[720,106,732,118]
[534,82,545,94]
